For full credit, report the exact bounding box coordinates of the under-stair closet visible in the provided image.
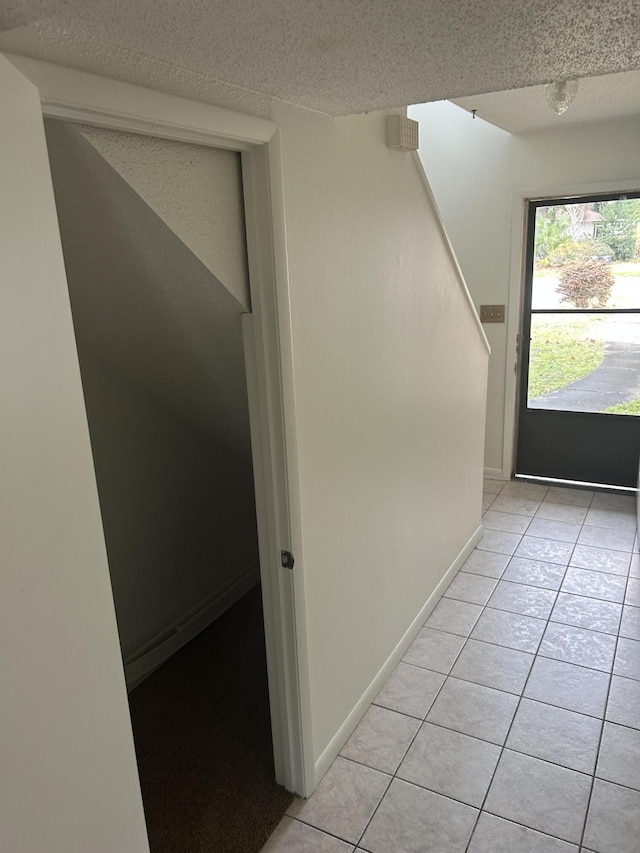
[44,118,292,852]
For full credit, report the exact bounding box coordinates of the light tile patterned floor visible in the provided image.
[262,480,640,853]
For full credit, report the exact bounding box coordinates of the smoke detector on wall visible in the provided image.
[386,115,419,151]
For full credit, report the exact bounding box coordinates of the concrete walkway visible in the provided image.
[530,334,640,413]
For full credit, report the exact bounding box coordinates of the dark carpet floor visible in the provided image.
[127,585,293,853]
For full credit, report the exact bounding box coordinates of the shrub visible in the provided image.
[557,259,614,309]
[546,238,613,267]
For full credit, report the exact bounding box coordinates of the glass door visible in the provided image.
[516,192,640,488]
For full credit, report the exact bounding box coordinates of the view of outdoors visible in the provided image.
[527,197,640,415]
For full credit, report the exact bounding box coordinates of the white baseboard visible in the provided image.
[124,563,260,690]
[313,525,483,788]
[484,467,506,480]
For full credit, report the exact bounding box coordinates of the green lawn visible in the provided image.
[528,318,604,398]
[605,399,640,415]
[610,261,640,277]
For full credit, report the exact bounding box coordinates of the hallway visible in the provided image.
[263,479,640,852]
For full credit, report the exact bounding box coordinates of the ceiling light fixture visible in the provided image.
[545,79,579,115]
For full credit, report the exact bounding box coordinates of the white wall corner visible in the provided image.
[484,467,507,481]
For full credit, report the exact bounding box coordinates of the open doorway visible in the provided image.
[44,117,293,850]
[516,192,640,488]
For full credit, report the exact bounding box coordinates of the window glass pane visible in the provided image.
[532,199,640,310]
[527,313,640,415]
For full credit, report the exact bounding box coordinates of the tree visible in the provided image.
[594,199,640,261]
[534,206,569,260]
[564,202,593,241]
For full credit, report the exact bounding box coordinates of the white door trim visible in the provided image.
[5,52,314,796]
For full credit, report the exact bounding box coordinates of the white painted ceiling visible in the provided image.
[452,69,640,134]
[1,0,640,116]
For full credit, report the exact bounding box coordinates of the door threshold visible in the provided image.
[514,473,637,494]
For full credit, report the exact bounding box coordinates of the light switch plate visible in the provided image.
[480,304,505,323]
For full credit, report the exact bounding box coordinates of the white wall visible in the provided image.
[411,103,640,477]
[3,55,490,851]
[77,125,251,308]
[410,101,512,475]
[273,103,488,769]
[0,54,149,853]
[77,352,258,661]
[511,115,640,190]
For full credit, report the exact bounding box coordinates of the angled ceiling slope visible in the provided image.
[45,118,251,457]
[1,0,640,115]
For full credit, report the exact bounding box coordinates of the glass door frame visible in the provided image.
[516,189,640,489]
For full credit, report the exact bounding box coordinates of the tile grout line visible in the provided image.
[577,550,635,852]
[471,547,635,574]
[350,489,542,846]
[341,722,599,780]
[284,813,372,849]
[464,481,580,852]
[478,530,636,557]
[401,647,600,684]
[406,629,637,699]
[422,481,637,850]
[351,567,533,850]
[477,544,633,577]
[451,569,629,595]
[484,482,638,853]
[442,593,626,639]
[352,605,484,849]
[338,750,599,850]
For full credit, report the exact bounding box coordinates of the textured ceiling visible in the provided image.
[1,0,640,115]
[76,124,250,308]
[453,69,640,134]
